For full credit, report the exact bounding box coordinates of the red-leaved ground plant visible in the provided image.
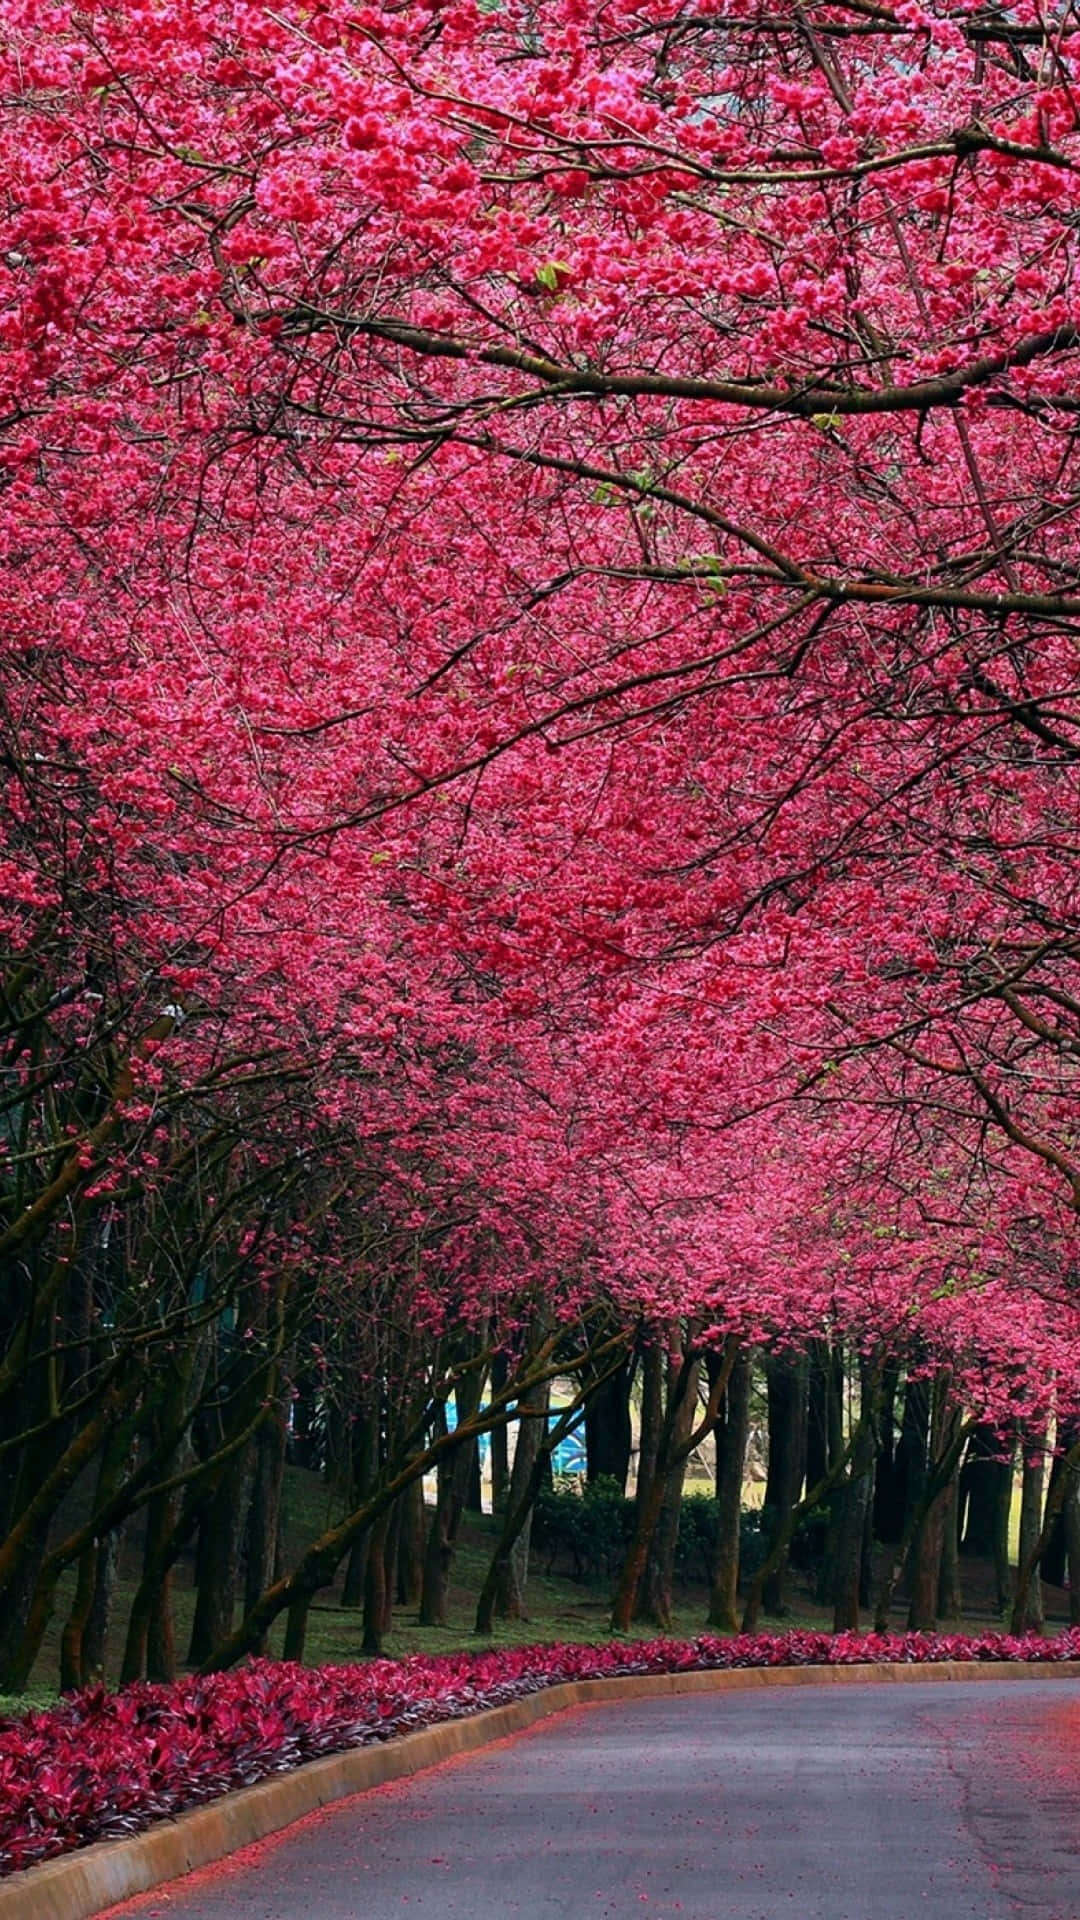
[3,1633,1078,1876]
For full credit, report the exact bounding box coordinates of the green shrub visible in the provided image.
[531,1479,825,1594]
[533,1476,635,1584]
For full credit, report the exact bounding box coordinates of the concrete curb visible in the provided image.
[2,1659,1078,1920]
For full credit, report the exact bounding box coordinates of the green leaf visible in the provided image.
[534,260,570,292]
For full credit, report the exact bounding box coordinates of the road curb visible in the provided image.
[2,1659,1077,1919]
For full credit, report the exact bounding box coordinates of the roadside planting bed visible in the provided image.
[3,1630,1079,1876]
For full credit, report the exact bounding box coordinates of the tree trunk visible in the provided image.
[1065,1455,1080,1627]
[959,1424,1013,1590]
[0,1510,52,1693]
[872,1365,902,1542]
[489,1357,509,1515]
[831,1364,880,1632]
[706,1347,752,1632]
[60,1383,139,1689]
[382,1495,403,1632]
[873,1411,969,1633]
[957,1427,1015,1615]
[635,1340,663,1502]
[146,1557,177,1683]
[806,1340,843,1490]
[186,1440,254,1667]
[474,1386,580,1638]
[495,1377,549,1620]
[341,1406,380,1609]
[742,1423,860,1632]
[936,1471,962,1621]
[83,1522,122,1684]
[612,1337,703,1633]
[341,1529,369,1610]
[585,1354,634,1492]
[419,1368,486,1628]
[396,1477,425,1608]
[60,1543,97,1693]
[1039,1418,1080,1588]
[895,1373,931,1543]
[243,1394,288,1651]
[859,1477,875,1610]
[122,1485,177,1685]
[1014,1430,1047,1632]
[906,1380,961,1631]
[637,1353,700,1629]
[283,1584,314,1662]
[465,1438,484,1516]
[761,1352,808,1616]
[1011,1429,1080,1632]
[361,1507,393,1655]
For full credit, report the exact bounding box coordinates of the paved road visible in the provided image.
[104,1680,1080,1920]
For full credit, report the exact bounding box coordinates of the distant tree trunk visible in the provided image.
[341,1531,370,1613]
[635,1340,664,1503]
[831,1363,880,1632]
[895,1373,931,1550]
[123,1486,178,1685]
[382,1492,403,1628]
[612,1335,723,1634]
[361,1506,393,1654]
[1012,1429,1080,1632]
[907,1379,961,1631]
[1039,1418,1080,1588]
[244,1393,289,1652]
[743,1422,860,1632]
[585,1354,634,1492]
[872,1365,902,1542]
[60,1543,98,1693]
[814,1348,851,1608]
[609,1341,666,1630]
[959,1423,1013,1613]
[283,1583,316,1663]
[60,1420,133,1689]
[489,1361,509,1514]
[1065,1457,1080,1627]
[637,1353,700,1630]
[874,1402,970,1633]
[0,1507,52,1693]
[396,1477,425,1608]
[475,1382,565,1638]
[806,1341,843,1491]
[706,1347,752,1632]
[186,1441,254,1666]
[936,1471,962,1621]
[342,1406,379,1609]
[466,1442,484,1517]
[761,1352,808,1616]
[1014,1430,1047,1632]
[83,1523,122,1683]
[322,1402,350,1506]
[419,1367,486,1628]
[859,1483,875,1610]
[495,1377,549,1621]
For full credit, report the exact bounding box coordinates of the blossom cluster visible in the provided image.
[3,1632,1077,1877]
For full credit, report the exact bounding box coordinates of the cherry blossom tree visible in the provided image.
[3,0,1080,1669]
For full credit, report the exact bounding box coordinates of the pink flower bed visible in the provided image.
[2,1630,1078,1876]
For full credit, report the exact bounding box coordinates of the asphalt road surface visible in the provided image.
[103,1679,1080,1920]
